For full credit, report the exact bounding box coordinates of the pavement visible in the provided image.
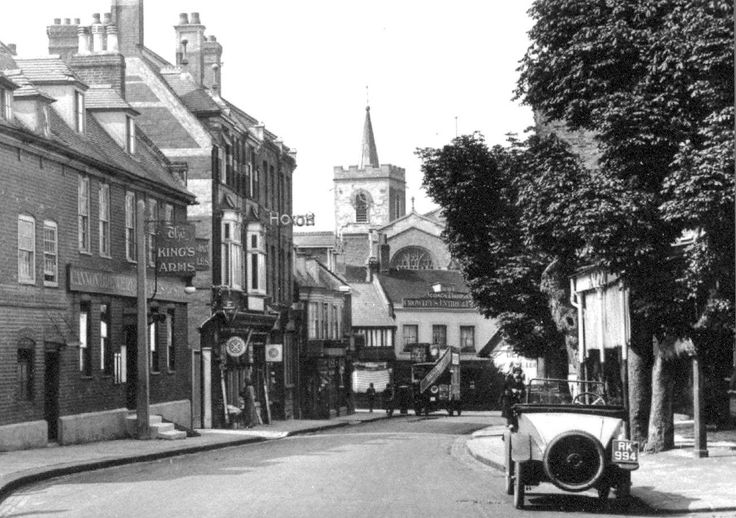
[1,410,735,514]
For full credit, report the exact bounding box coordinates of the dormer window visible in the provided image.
[126,116,136,154]
[0,87,11,120]
[74,90,85,133]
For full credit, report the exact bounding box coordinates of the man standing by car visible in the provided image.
[384,383,395,417]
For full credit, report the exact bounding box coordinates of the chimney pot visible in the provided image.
[103,13,112,25]
[77,26,91,55]
[92,13,101,24]
[106,25,119,52]
[209,35,217,42]
[54,18,61,25]
[63,18,71,25]
[74,18,81,25]
[91,22,105,52]
[7,43,17,55]
[190,12,201,24]
[179,13,189,24]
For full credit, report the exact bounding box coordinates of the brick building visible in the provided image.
[0,44,195,450]
[47,2,298,428]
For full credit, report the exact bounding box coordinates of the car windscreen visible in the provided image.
[525,378,624,406]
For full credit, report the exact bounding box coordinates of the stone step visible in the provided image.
[150,422,175,437]
[157,429,187,440]
[125,414,175,439]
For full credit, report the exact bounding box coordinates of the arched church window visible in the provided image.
[390,246,434,270]
[355,192,369,223]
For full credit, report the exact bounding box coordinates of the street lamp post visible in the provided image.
[136,199,151,439]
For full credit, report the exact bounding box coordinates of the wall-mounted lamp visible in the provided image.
[184,277,196,295]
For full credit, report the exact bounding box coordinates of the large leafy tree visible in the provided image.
[421,0,733,452]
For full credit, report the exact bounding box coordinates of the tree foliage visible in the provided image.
[419,2,733,439]
[516,0,734,337]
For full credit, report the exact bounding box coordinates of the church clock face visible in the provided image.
[391,246,434,270]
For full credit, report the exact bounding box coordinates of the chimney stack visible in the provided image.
[111,0,144,55]
[48,17,80,62]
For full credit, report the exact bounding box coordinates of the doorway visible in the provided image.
[44,352,60,441]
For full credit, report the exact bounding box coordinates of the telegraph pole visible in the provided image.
[136,199,151,439]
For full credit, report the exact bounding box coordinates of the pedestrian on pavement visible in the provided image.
[366,383,376,412]
[384,383,395,417]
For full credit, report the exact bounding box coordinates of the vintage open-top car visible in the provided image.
[503,378,638,509]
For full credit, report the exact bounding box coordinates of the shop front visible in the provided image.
[198,288,299,428]
[300,340,352,419]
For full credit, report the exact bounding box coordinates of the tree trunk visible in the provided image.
[540,259,576,377]
[628,320,652,445]
[645,338,675,453]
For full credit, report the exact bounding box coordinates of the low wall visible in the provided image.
[0,420,47,451]
[58,408,129,445]
[151,399,192,430]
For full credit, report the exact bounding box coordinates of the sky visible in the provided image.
[0,1,535,231]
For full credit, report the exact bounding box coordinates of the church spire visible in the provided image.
[360,105,380,169]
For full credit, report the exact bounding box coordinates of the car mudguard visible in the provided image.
[511,432,532,462]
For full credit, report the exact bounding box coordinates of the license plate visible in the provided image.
[612,440,639,463]
[430,397,436,402]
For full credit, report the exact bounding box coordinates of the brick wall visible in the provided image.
[0,132,192,430]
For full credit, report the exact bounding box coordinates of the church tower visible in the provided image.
[334,105,406,266]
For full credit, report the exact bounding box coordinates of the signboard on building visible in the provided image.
[403,292,474,309]
[195,238,210,271]
[156,223,197,275]
[266,343,283,362]
[67,266,189,302]
[225,336,247,358]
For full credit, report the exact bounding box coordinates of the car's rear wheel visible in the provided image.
[543,430,605,492]
[513,461,525,509]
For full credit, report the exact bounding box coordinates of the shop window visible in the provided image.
[402,325,418,351]
[460,326,475,352]
[125,191,136,261]
[100,304,112,375]
[167,309,176,371]
[98,183,111,257]
[17,346,34,400]
[18,215,35,284]
[79,302,92,376]
[432,325,447,346]
[78,175,90,253]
